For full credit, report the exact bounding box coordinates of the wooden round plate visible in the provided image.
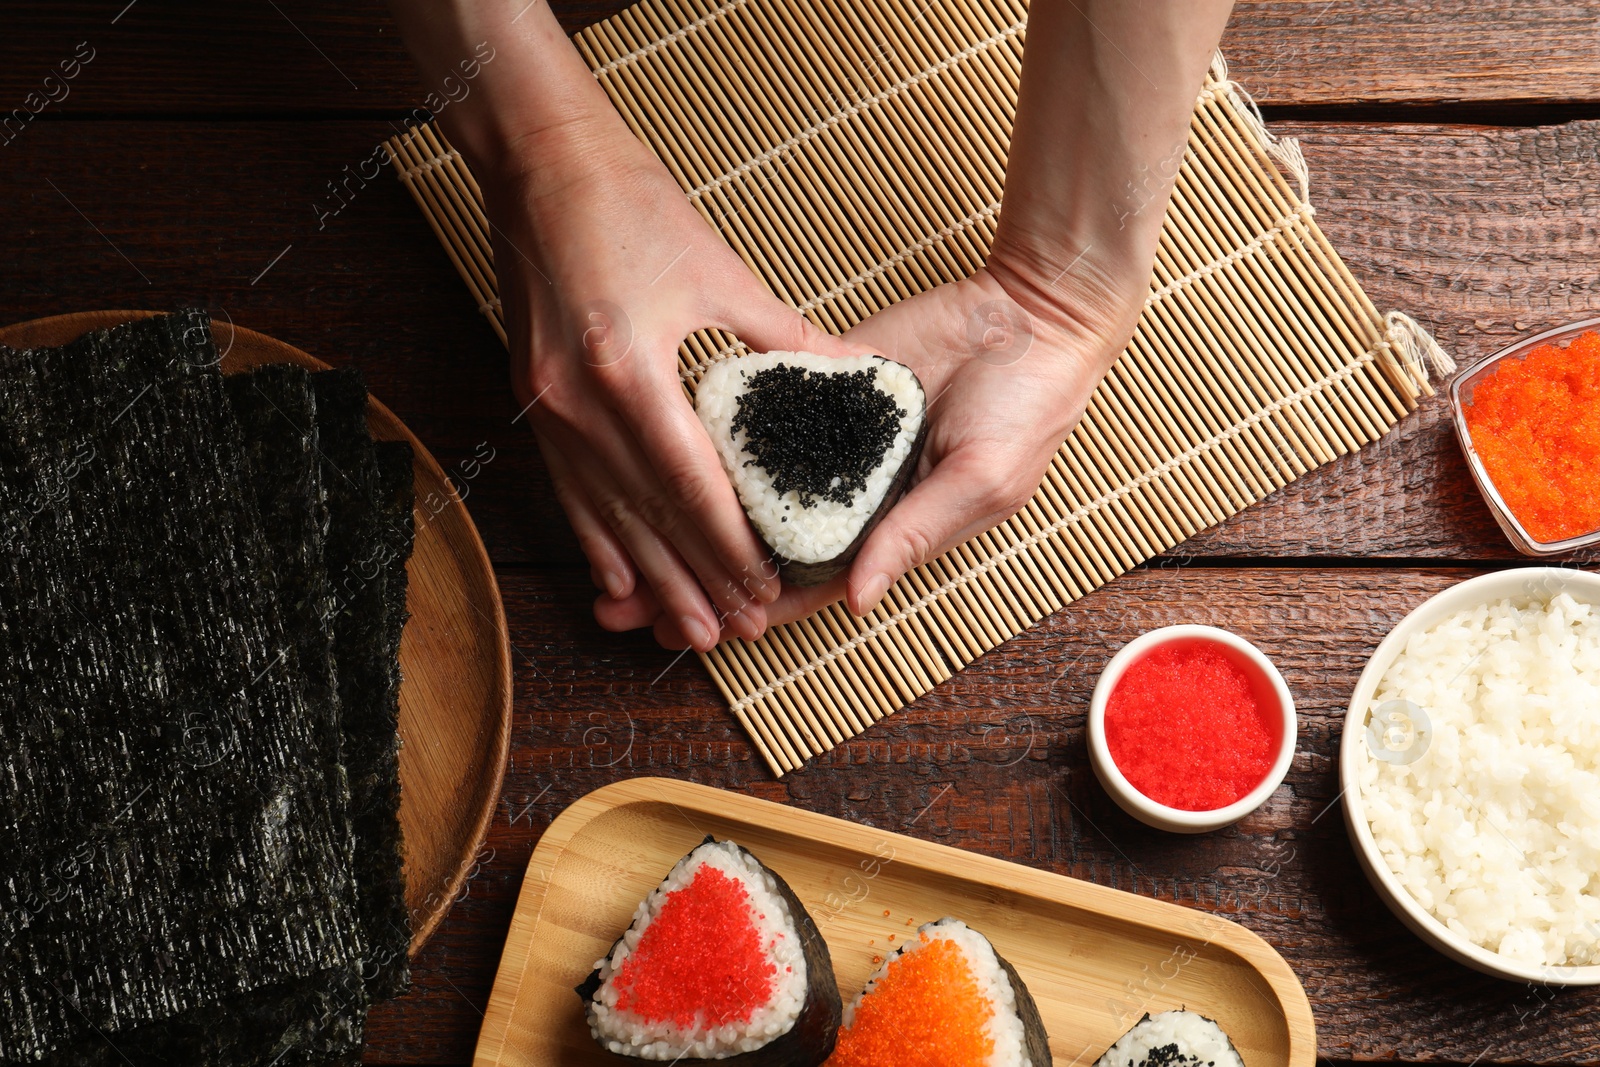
[0,310,512,954]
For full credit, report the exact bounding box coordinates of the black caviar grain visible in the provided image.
[731,363,906,508]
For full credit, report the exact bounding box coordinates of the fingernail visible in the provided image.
[680,615,713,649]
[726,603,766,641]
[741,564,779,604]
[856,573,892,614]
[603,571,627,600]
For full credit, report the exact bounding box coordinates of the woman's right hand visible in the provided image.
[386,0,873,651]
[481,118,866,651]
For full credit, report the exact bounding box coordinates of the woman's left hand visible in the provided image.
[595,254,1146,647]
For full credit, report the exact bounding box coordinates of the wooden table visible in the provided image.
[4,3,1597,1064]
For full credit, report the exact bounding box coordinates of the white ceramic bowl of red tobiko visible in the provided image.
[1088,625,1297,833]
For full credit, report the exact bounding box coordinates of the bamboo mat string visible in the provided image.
[386,6,1452,776]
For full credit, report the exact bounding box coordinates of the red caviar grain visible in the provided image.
[1464,332,1600,543]
[1106,641,1275,811]
[827,935,994,1067]
[612,865,774,1027]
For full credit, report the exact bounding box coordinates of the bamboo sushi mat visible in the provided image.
[386,0,1454,777]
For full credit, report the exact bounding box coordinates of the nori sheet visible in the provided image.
[17,966,367,1067]
[224,365,347,806]
[10,364,387,1067]
[0,313,361,1061]
[312,370,413,1000]
[370,436,415,986]
[201,365,369,1064]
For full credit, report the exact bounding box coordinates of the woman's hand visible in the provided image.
[387,0,872,652]
[596,246,1148,647]
[824,257,1141,615]
[488,121,865,651]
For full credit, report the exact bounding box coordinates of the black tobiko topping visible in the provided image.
[1135,1044,1206,1067]
[732,363,905,508]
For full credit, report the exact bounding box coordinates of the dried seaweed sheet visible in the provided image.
[225,366,346,805]
[8,362,380,1067]
[18,965,366,1067]
[312,370,413,1000]
[370,438,414,982]
[0,314,360,1061]
[205,365,369,1064]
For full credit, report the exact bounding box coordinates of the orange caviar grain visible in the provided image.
[827,936,995,1067]
[1465,333,1600,542]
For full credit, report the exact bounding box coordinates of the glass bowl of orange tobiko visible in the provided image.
[1451,317,1600,556]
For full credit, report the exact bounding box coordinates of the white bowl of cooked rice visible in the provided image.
[1341,566,1600,985]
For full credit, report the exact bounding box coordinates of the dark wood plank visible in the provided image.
[5,119,1597,566]
[1221,1,1600,108]
[0,0,630,118]
[2,2,1599,118]
[360,563,1600,1065]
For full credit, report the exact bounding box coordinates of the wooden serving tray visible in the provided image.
[475,778,1315,1067]
[0,310,512,953]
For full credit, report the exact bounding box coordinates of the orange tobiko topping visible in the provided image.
[1464,331,1600,543]
[827,934,995,1067]
[611,865,775,1028]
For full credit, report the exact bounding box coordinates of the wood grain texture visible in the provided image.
[0,118,568,561]
[360,564,1600,1066]
[1219,2,1600,107]
[0,0,630,117]
[3,2,1599,116]
[0,310,513,955]
[475,778,1316,1067]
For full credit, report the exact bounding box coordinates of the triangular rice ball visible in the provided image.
[696,352,927,586]
[827,918,1052,1067]
[577,838,841,1063]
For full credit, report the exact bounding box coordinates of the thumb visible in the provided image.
[845,448,1026,616]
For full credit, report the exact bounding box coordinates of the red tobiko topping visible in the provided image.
[1105,640,1277,811]
[612,864,776,1027]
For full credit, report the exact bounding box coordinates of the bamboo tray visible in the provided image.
[473,778,1316,1067]
[0,310,513,953]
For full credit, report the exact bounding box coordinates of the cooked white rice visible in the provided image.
[1096,1010,1244,1067]
[846,917,1033,1067]
[696,351,924,565]
[1357,591,1600,967]
[586,840,808,1059]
